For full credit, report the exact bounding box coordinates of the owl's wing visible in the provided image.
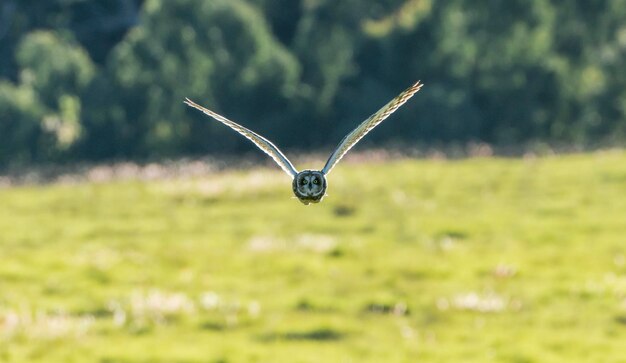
[321,81,423,175]
[184,98,298,178]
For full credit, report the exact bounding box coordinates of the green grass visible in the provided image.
[1,150,626,363]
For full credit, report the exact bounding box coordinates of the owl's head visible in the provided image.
[292,170,327,205]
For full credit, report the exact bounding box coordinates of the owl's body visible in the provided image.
[184,81,423,204]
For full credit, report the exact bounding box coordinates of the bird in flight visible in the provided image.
[184,81,423,205]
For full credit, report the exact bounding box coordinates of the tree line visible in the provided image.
[1,0,625,168]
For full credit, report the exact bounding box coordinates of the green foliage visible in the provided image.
[0,0,143,75]
[0,31,94,165]
[16,31,95,108]
[1,152,625,361]
[1,0,625,166]
[0,82,47,165]
[80,0,302,158]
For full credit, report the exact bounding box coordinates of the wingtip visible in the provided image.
[408,80,424,94]
[183,98,199,109]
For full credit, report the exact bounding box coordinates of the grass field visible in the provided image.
[1,151,626,363]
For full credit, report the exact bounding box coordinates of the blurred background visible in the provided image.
[1,1,626,362]
[1,0,625,168]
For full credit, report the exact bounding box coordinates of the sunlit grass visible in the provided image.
[1,150,625,362]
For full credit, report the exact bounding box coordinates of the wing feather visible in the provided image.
[184,98,298,178]
[321,81,423,175]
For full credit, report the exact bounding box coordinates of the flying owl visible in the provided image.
[184,81,423,205]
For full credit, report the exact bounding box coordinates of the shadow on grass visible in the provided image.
[199,321,227,331]
[615,316,626,326]
[258,328,346,342]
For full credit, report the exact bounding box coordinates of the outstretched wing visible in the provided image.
[184,98,298,178]
[321,81,423,175]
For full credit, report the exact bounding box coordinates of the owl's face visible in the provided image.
[292,170,327,205]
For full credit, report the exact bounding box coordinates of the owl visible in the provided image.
[184,81,423,205]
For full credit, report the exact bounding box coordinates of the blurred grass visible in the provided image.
[1,151,626,362]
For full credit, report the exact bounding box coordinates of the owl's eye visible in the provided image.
[301,179,308,185]
[312,178,319,185]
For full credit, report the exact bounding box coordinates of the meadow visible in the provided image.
[1,150,625,363]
